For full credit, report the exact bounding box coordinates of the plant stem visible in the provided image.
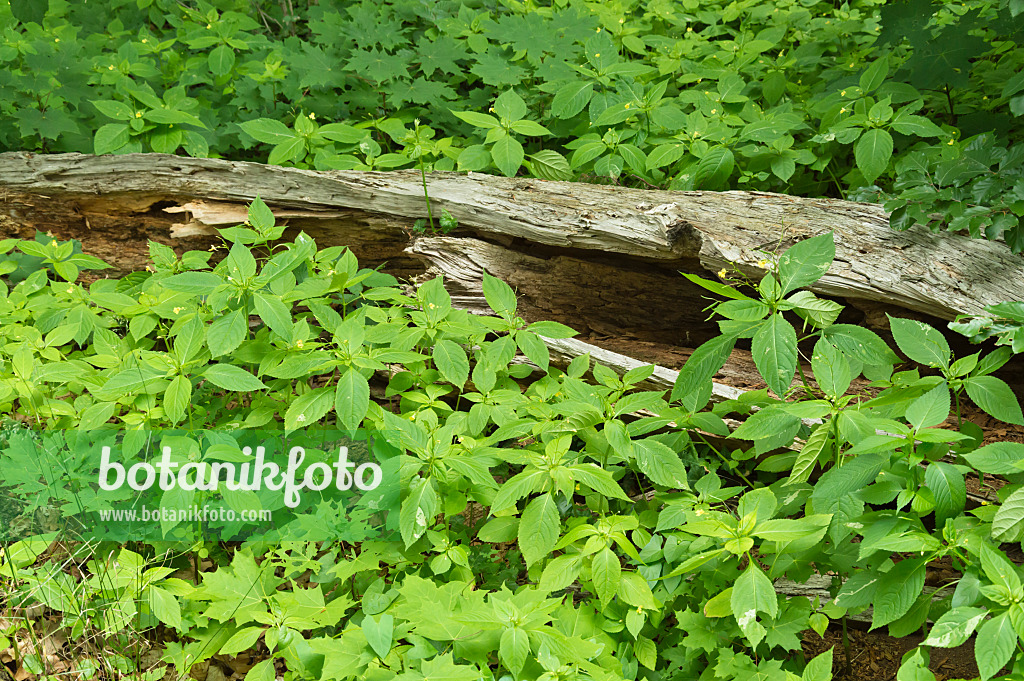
[419,156,435,232]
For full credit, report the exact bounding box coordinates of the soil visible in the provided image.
[801,627,983,681]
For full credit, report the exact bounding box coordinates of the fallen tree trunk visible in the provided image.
[3,152,1023,328]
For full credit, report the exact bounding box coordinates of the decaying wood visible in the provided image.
[3,151,1024,328]
[773,576,953,625]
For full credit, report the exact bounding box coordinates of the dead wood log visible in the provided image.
[3,152,1024,328]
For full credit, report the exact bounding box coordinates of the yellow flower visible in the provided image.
[54,37,60,42]
[624,103,630,109]
[757,259,769,268]
[173,307,183,314]
[619,18,624,23]
[710,108,717,114]
[108,65,115,70]
[308,112,315,120]
[296,340,304,348]
[718,268,728,279]
[141,38,148,43]
[948,139,955,145]
[840,90,846,96]
[595,53,601,58]
[135,111,143,118]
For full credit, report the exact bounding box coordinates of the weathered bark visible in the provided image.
[3,152,1023,327]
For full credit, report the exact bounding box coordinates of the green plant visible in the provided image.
[5,199,1024,679]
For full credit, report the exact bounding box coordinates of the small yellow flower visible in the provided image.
[108,65,115,70]
[209,245,218,252]
[624,103,630,109]
[54,37,59,42]
[595,53,601,58]
[296,414,306,422]
[308,112,315,120]
[206,23,212,29]
[135,111,143,118]
[710,108,717,114]
[840,90,846,96]
[488,107,494,113]
[428,303,436,309]
[948,139,955,145]
[50,240,58,247]
[66,285,74,294]
[840,107,847,114]
[596,27,601,32]
[687,27,692,31]
[141,38,148,43]
[296,340,304,348]
[757,259,769,268]
[718,268,728,279]
[173,307,183,314]
[619,18,624,23]
[637,606,643,614]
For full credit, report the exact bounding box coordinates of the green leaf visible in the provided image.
[921,606,987,648]
[9,0,46,23]
[221,627,265,656]
[209,44,235,76]
[681,272,751,300]
[285,386,334,430]
[499,627,529,678]
[539,554,582,593]
[617,571,657,609]
[161,271,223,295]
[905,384,950,430]
[591,547,621,606]
[519,493,559,567]
[888,316,950,368]
[363,614,393,659]
[925,461,965,528]
[510,119,551,136]
[433,340,470,387]
[811,337,851,399]
[268,136,307,165]
[94,123,130,155]
[752,313,797,397]
[822,324,899,366]
[147,586,182,630]
[245,660,274,681]
[672,334,735,413]
[633,438,689,488]
[515,330,549,373]
[788,423,831,485]
[551,81,594,119]
[964,442,1024,474]
[207,309,248,358]
[859,56,889,92]
[777,232,835,295]
[976,612,1015,681]
[240,118,296,145]
[812,453,887,513]
[964,375,1024,425]
[482,271,517,318]
[254,292,293,340]
[732,563,777,646]
[203,364,268,392]
[451,111,500,129]
[871,558,925,630]
[694,146,735,189]
[803,649,833,681]
[491,135,524,177]
[993,487,1024,542]
[527,150,571,181]
[92,100,133,121]
[854,128,894,184]
[400,477,437,547]
[646,142,688,170]
[164,375,191,424]
[235,118,292,144]
[335,368,370,431]
[981,541,1022,594]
